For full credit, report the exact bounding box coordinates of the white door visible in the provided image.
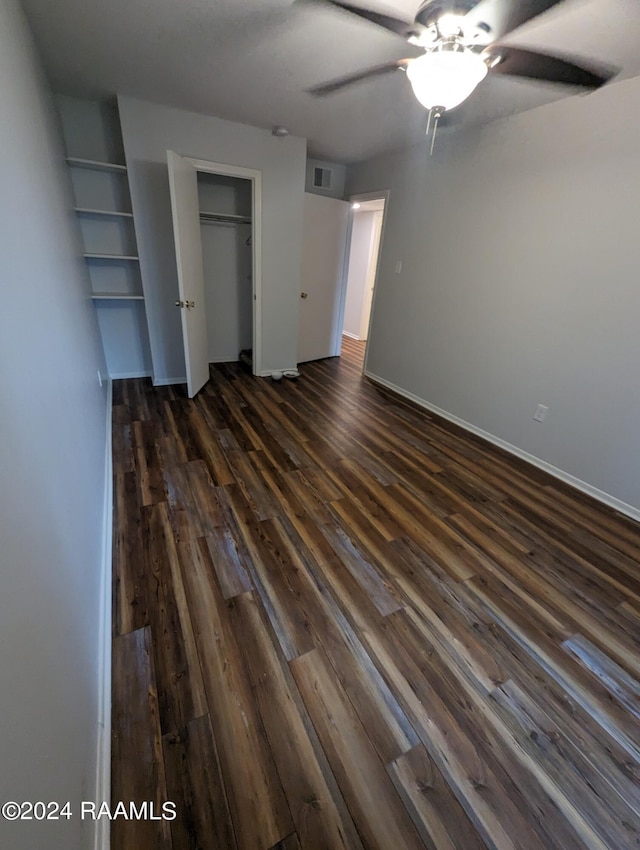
[298,193,350,363]
[167,150,209,398]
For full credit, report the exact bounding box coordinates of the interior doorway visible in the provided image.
[167,151,262,397]
[341,194,387,371]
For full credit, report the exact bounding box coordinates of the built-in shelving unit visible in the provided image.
[57,95,152,379]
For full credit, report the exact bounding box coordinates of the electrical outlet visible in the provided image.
[97,370,103,388]
[533,404,548,422]
[395,260,402,274]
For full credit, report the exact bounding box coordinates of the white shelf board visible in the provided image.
[91,293,145,301]
[66,157,127,173]
[84,253,139,261]
[75,207,133,218]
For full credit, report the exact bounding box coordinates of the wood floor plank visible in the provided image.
[228,592,365,850]
[256,513,419,763]
[490,679,640,849]
[111,627,172,850]
[379,611,590,850]
[218,491,317,660]
[132,419,168,506]
[468,615,640,812]
[142,502,208,735]
[112,471,147,636]
[387,744,489,850]
[163,714,237,850]
[290,648,427,850]
[177,537,293,850]
[467,573,640,765]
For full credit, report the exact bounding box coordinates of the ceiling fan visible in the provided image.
[307,0,616,148]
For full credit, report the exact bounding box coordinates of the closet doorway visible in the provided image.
[167,152,262,397]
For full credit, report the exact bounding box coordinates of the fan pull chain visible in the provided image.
[426,107,444,156]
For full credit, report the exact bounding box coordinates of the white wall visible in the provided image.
[118,96,307,380]
[0,1,109,848]
[347,76,640,514]
[343,210,376,339]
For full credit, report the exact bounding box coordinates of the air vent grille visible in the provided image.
[313,166,332,189]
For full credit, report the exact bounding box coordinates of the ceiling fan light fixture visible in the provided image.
[406,49,488,111]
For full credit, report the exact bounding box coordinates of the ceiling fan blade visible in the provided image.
[307,59,410,96]
[311,1,417,38]
[486,46,617,88]
[464,0,566,41]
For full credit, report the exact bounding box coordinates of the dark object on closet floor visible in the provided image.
[239,349,253,372]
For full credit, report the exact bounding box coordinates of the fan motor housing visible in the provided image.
[415,0,480,27]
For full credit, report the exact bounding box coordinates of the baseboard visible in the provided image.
[342,331,361,341]
[152,376,187,386]
[365,370,640,523]
[208,355,240,363]
[93,379,113,850]
[108,370,152,380]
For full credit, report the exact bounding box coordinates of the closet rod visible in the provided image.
[199,212,251,224]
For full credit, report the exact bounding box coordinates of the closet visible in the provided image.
[56,95,152,379]
[197,172,253,364]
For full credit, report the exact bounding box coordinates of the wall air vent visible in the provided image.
[313,166,332,189]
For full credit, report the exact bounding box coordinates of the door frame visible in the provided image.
[338,190,390,375]
[186,157,263,376]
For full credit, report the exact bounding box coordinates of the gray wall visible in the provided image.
[347,76,640,514]
[118,96,307,380]
[0,1,109,848]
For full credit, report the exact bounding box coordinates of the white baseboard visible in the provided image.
[94,379,113,850]
[209,355,240,363]
[342,331,362,341]
[108,370,152,380]
[152,376,187,386]
[365,370,640,524]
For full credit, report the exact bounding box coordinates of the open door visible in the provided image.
[298,193,350,363]
[167,150,209,397]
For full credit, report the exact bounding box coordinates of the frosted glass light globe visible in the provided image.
[406,49,488,111]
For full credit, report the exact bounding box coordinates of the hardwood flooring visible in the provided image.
[111,336,640,850]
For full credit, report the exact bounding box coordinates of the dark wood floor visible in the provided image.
[111,336,640,850]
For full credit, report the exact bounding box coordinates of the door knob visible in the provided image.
[301,292,308,299]
[175,300,185,307]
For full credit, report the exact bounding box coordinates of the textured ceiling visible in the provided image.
[21,0,640,162]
